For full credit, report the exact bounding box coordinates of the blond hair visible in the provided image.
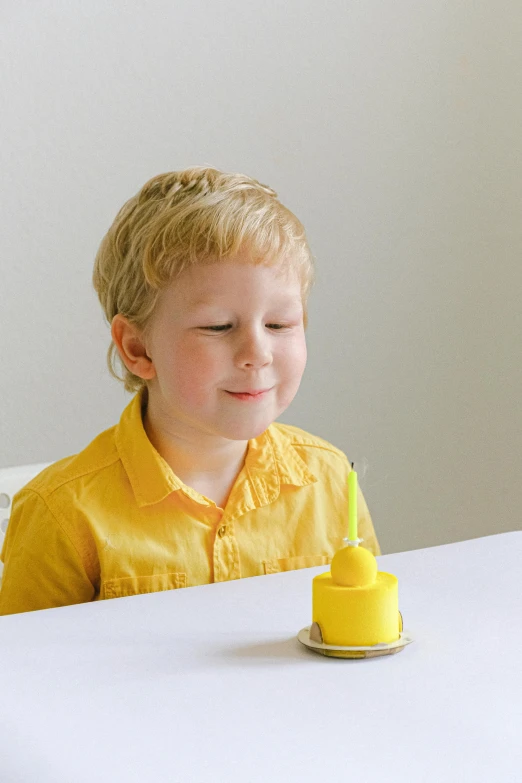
[93,166,315,393]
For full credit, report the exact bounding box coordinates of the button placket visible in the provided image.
[213,519,240,582]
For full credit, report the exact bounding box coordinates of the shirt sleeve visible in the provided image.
[0,488,95,616]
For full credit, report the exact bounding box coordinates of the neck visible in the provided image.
[141,387,249,482]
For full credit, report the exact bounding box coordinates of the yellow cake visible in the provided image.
[312,544,402,647]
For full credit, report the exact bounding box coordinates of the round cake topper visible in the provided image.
[331,543,378,587]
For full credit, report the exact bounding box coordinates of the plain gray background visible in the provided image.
[1,1,520,554]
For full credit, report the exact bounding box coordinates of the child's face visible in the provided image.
[144,258,308,441]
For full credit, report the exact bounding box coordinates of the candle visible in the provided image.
[348,463,358,542]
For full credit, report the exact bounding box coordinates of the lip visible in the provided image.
[227,388,271,395]
[225,388,272,400]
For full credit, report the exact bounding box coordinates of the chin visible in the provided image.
[221,419,273,441]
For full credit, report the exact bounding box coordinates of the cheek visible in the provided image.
[275,339,307,408]
[167,341,223,399]
[278,335,307,376]
[297,338,308,371]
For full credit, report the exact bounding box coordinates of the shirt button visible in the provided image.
[217,525,227,538]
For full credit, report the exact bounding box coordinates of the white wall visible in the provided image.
[1,1,520,554]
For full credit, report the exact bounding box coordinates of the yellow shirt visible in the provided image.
[0,389,380,615]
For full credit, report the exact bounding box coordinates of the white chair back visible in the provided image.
[0,463,52,580]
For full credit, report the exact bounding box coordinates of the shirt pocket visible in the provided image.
[262,555,331,575]
[103,572,187,599]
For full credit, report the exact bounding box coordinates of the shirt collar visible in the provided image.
[115,387,318,510]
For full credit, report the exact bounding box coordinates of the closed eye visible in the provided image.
[201,324,289,332]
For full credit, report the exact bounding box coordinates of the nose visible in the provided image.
[233,326,273,369]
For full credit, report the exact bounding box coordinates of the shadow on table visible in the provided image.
[215,635,379,665]
[219,637,382,665]
[221,636,304,664]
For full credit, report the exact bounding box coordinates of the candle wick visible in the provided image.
[351,462,354,469]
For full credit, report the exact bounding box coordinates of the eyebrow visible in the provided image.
[189,297,302,309]
[189,299,219,308]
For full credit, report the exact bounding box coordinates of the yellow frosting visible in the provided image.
[330,545,378,586]
[312,545,400,646]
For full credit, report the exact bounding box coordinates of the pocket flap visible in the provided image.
[103,572,187,599]
[263,555,331,575]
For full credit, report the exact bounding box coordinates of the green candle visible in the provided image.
[348,464,358,541]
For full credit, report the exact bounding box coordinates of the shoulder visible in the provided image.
[6,424,120,571]
[21,423,120,502]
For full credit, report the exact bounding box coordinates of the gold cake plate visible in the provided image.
[298,623,414,659]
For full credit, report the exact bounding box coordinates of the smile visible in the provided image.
[225,389,272,401]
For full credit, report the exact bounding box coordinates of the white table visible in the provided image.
[0,532,520,782]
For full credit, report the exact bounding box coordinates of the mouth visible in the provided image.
[225,388,272,401]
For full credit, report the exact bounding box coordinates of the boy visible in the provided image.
[0,166,379,615]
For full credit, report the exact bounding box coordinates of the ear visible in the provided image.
[111,315,156,380]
